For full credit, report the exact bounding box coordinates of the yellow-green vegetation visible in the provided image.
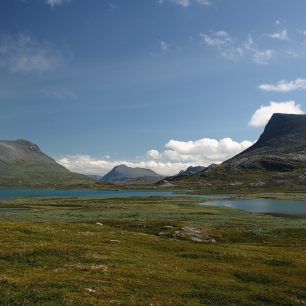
[0,196,306,305]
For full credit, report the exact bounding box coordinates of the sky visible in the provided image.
[2,0,306,175]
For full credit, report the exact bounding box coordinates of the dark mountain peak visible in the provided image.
[15,139,41,152]
[185,166,206,174]
[102,164,163,184]
[256,113,306,146]
[235,113,306,157]
[114,164,128,169]
[166,113,306,190]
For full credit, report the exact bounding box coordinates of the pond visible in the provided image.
[202,199,306,217]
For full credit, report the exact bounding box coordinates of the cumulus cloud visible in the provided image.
[0,35,64,73]
[58,137,254,176]
[57,155,191,176]
[158,0,211,7]
[249,101,304,127]
[147,138,254,165]
[200,32,274,64]
[258,78,306,92]
[46,0,72,8]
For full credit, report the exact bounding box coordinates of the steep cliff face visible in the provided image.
[0,139,92,186]
[165,114,306,190]
[224,114,306,171]
[234,113,306,157]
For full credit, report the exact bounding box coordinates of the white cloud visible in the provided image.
[147,149,161,159]
[200,32,274,65]
[57,155,191,176]
[160,40,169,51]
[148,138,254,165]
[58,137,254,176]
[158,0,211,7]
[258,78,306,92]
[200,31,232,47]
[267,29,289,41]
[243,35,274,64]
[46,0,71,8]
[0,35,64,73]
[249,101,304,127]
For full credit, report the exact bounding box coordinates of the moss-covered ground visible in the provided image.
[0,196,306,305]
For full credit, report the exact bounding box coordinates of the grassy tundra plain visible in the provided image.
[0,195,306,305]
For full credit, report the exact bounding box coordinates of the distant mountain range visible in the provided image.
[165,113,306,191]
[101,164,164,184]
[4,113,306,190]
[0,139,92,186]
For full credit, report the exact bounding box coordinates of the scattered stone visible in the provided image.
[109,239,120,243]
[158,232,166,236]
[85,288,96,293]
[262,240,270,244]
[96,222,103,226]
[74,264,108,272]
[229,181,243,186]
[191,237,203,243]
[163,225,174,230]
[173,224,217,243]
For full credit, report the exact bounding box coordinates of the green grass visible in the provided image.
[0,196,305,305]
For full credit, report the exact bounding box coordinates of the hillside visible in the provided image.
[0,139,92,186]
[165,114,306,191]
[101,164,164,184]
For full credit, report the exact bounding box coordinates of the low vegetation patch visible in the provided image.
[0,196,305,304]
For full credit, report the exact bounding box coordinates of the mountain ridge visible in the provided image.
[0,139,92,186]
[164,113,306,191]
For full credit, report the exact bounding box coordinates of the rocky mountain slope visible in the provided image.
[0,139,92,186]
[101,164,164,184]
[165,114,306,191]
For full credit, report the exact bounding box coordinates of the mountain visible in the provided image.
[0,139,92,186]
[180,166,206,175]
[101,164,164,184]
[165,166,206,181]
[165,114,306,191]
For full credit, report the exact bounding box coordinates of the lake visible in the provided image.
[203,199,306,217]
[0,188,230,200]
[1,188,306,217]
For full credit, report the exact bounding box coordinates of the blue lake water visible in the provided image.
[0,188,229,200]
[1,188,306,217]
[203,199,306,217]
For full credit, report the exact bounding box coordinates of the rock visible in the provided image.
[163,225,174,230]
[173,224,217,243]
[96,222,103,226]
[191,237,203,243]
[109,239,120,243]
[85,288,96,293]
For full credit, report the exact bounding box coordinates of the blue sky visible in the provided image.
[2,0,306,175]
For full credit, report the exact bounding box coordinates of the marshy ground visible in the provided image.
[0,196,306,305]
